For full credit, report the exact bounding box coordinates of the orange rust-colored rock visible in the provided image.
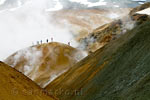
[5,42,85,88]
[0,61,56,100]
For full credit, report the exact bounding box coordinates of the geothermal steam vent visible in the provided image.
[5,42,85,88]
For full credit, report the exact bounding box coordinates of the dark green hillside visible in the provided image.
[45,20,150,100]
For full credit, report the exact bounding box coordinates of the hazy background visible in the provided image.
[0,0,149,60]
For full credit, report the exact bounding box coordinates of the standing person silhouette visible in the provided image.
[68,42,70,46]
[51,38,53,42]
[40,40,42,44]
[46,39,49,43]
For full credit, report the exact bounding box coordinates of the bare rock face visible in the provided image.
[129,2,150,25]
[78,16,134,53]
[5,42,85,88]
[131,13,150,25]
[0,61,56,100]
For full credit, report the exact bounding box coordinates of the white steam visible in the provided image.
[43,69,68,88]
[0,0,6,5]
[121,16,135,34]
[78,9,136,53]
[4,42,87,88]
[11,47,42,75]
[108,13,120,19]
[0,0,77,61]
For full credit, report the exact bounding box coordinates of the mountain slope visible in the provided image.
[50,8,130,38]
[45,19,150,100]
[78,2,150,54]
[5,42,85,88]
[0,61,56,100]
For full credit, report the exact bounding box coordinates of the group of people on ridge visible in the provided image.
[33,37,71,46]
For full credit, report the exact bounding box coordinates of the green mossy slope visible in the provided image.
[46,20,150,100]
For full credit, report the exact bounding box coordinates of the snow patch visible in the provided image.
[69,0,107,7]
[136,7,150,15]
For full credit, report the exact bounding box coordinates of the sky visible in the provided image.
[0,0,149,61]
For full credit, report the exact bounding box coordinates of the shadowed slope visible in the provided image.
[0,61,56,100]
[5,42,85,88]
[45,20,150,100]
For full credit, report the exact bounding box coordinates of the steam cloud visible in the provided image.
[4,43,87,88]
[12,47,42,75]
[0,0,139,61]
[1,0,138,88]
[0,0,77,61]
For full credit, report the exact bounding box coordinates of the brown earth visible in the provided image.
[45,15,150,100]
[0,61,56,100]
[78,3,150,53]
[49,9,130,40]
[5,42,85,88]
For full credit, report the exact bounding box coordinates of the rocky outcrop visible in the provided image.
[130,2,150,25]
[78,3,150,54]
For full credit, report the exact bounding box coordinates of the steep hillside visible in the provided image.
[5,42,85,88]
[78,2,150,54]
[45,19,150,100]
[0,61,56,100]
